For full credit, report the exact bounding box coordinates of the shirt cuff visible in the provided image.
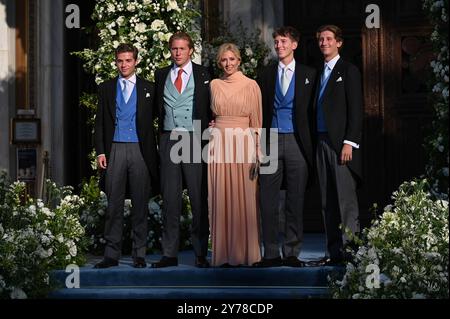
[97,154,105,158]
[343,140,359,149]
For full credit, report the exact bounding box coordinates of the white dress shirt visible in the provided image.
[170,60,193,94]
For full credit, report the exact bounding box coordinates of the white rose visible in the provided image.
[163,50,171,59]
[135,22,147,33]
[167,0,180,12]
[127,3,136,12]
[107,3,115,13]
[116,16,125,26]
[151,19,166,31]
[69,244,77,257]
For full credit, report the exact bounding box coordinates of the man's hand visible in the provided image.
[97,154,107,169]
[340,144,353,165]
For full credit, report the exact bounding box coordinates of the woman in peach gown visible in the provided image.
[208,43,262,267]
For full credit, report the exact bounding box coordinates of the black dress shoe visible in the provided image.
[324,258,345,266]
[133,257,147,268]
[94,257,119,269]
[282,256,306,267]
[308,257,344,267]
[252,257,283,268]
[195,256,210,268]
[151,256,178,268]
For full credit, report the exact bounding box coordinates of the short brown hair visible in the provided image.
[272,26,300,43]
[216,43,241,69]
[115,43,138,60]
[169,31,195,52]
[316,25,344,44]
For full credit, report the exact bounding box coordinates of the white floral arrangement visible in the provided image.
[74,0,202,84]
[331,179,449,299]
[422,0,449,199]
[0,172,86,299]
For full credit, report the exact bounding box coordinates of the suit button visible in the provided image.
[185,117,187,119]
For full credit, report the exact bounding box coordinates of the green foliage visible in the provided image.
[331,179,449,299]
[0,171,87,299]
[73,0,202,83]
[422,0,449,199]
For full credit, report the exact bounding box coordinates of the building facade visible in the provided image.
[0,0,433,230]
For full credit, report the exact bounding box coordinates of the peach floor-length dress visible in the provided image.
[208,71,262,266]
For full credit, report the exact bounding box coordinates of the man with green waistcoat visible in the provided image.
[151,32,211,268]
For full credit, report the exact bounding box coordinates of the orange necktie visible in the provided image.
[174,68,183,93]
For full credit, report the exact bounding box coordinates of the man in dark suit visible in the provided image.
[151,32,211,268]
[254,26,317,267]
[314,25,363,265]
[93,43,159,269]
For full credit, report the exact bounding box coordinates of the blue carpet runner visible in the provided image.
[48,234,343,299]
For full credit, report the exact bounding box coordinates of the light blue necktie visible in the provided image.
[281,67,289,96]
[319,64,331,99]
[122,79,130,103]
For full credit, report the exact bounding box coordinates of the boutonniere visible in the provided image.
[336,77,343,82]
[146,93,151,98]
[305,78,310,85]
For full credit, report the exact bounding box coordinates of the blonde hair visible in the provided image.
[216,43,241,69]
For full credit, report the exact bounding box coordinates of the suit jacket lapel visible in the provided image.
[294,65,307,112]
[321,58,344,103]
[136,76,143,131]
[192,63,201,118]
[266,64,277,126]
[108,77,118,121]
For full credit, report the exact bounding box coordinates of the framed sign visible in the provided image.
[17,148,37,181]
[11,118,41,144]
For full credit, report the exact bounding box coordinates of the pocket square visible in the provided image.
[146,93,151,97]
[305,78,310,85]
[336,77,343,82]
[204,80,209,84]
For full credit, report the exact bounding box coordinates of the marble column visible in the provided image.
[0,0,15,174]
[36,0,65,188]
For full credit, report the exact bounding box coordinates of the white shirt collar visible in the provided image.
[119,73,136,84]
[279,59,296,72]
[172,60,193,76]
[324,54,340,71]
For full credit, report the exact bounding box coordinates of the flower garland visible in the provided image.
[423,0,449,199]
[75,0,201,83]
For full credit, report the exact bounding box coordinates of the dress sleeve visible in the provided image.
[249,81,262,129]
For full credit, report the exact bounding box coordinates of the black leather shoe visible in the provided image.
[133,257,147,268]
[282,256,306,267]
[151,256,178,268]
[94,257,119,269]
[195,256,210,268]
[308,257,344,267]
[252,257,283,268]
